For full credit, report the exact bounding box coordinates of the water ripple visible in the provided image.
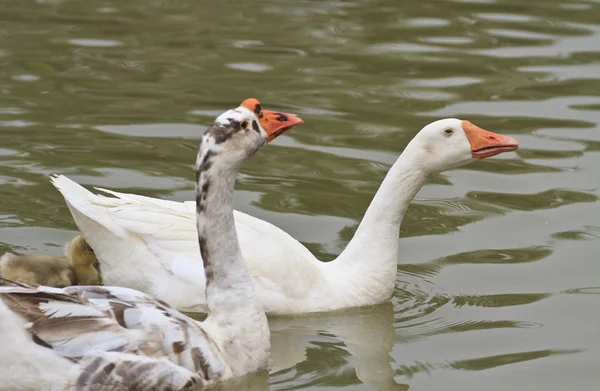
[1,0,600,389]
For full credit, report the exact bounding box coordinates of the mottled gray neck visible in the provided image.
[195,138,270,371]
[195,144,262,316]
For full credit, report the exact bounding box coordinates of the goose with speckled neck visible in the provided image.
[0,98,303,390]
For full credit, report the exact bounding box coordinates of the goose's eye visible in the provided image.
[444,128,454,136]
[240,120,248,129]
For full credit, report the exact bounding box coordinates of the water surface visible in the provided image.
[1,0,599,390]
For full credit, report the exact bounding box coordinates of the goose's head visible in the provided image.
[66,235,97,268]
[199,98,303,171]
[409,118,519,173]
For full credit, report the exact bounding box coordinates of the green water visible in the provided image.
[1,0,599,390]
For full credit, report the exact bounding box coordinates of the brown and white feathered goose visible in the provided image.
[0,98,303,391]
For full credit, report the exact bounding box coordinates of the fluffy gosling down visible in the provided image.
[0,235,99,287]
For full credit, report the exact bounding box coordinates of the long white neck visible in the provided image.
[330,144,429,303]
[195,145,269,372]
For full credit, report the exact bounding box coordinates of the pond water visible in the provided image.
[1,0,599,390]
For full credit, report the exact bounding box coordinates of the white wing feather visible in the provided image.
[0,288,204,390]
[0,281,225,386]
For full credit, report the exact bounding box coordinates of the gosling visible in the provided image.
[0,235,99,287]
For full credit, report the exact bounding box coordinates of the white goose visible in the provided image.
[0,98,303,391]
[52,118,518,315]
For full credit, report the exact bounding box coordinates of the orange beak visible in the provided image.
[240,98,304,142]
[462,120,519,159]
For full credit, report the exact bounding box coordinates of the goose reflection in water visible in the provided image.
[268,301,408,391]
[185,300,406,390]
[199,371,270,391]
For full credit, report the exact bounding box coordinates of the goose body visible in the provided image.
[52,119,519,315]
[52,180,335,314]
[0,99,303,390]
[0,235,99,287]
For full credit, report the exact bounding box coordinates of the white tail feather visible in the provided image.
[50,175,127,238]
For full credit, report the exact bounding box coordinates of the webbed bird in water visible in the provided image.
[0,234,100,287]
[52,118,519,315]
[0,98,303,391]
